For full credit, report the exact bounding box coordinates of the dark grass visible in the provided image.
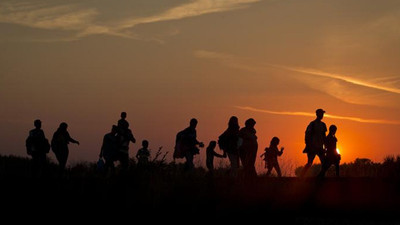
[1,155,400,224]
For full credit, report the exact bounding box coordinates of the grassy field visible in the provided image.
[1,155,400,224]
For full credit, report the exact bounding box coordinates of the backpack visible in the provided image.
[217,132,228,150]
[173,130,185,159]
[303,121,315,153]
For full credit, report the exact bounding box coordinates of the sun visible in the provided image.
[336,148,340,154]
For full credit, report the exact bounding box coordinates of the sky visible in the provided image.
[1,0,400,174]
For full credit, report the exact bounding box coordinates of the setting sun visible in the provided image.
[337,148,340,154]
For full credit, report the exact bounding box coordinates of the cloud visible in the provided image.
[195,50,400,106]
[0,2,98,30]
[0,0,260,41]
[272,65,400,95]
[236,106,400,125]
[118,0,259,29]
[195,50,400,95]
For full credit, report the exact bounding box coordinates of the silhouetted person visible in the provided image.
[51,122,79,175]
[318,125,341,177]
[261,137,284,177]
[136,140,150,166]
[99,125,118,174]
[26,119,50,176]
[206,141,225,172]
[118,112,129,130]
[218,116,240,176]
[238,118,258,178]
[300,109,327,177]
[116,121,136,171]
[175,118,204,170]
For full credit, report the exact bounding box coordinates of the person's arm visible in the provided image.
[67,132,80,145]
[213,150,225,158]
[278,147,284,156]
[130,133,136,143]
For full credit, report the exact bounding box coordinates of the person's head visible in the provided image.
[59,122,68,131]
[228,116,239,128]
[190,118,198,128]
[245,118,256,128]
[316,108,325,120]
[329,125,337,135]
[270,136,280,147]
[209,140,217,148]
[121,112,127,119]
[142,140,149,148]
[111,125,118,134]
[34,119,41,129]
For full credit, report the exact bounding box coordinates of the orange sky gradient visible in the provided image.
[1,0,400,175]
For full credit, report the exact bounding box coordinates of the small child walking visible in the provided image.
[318,125,341,177]
[260,137,284,177]
[136,140,150,166]
[206,141,226,172]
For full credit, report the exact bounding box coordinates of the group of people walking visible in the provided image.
[173,108,340,178]
[25,108,341,178]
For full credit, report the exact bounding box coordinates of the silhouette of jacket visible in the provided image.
[238,126,258,154]
[238,126,258,175]
[325,133,340,161]
[264,146,283,168]
[218,124,239,154]
[101,132,118,160]
[304,119,327,153]
[26,128,49,155]
[266,146,283,161]
[179,127,200,154]
[51,129,78,153]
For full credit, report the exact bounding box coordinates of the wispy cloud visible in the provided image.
[272,65,400,95]
[236,106,400,125]
[195,50,400,106]
[0,0,260,41]
[118,0,259,29]
[0,2,98,30]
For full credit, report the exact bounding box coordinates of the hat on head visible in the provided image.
[316,108,326,114]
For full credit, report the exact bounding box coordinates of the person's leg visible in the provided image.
[300,153,316,177]
[227,153,239,176]
[120,153,129,171]
[318,161,330,178]
[104,157,115,175]
[206,160,213,171]
[335,161,340,177]
[266,165,272,176]
[245,148,258,178]
[275,163,282,177]
[185,152,194,170]
[239,149,246,169]
[56,149,68,177]
[317,150,326,165]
